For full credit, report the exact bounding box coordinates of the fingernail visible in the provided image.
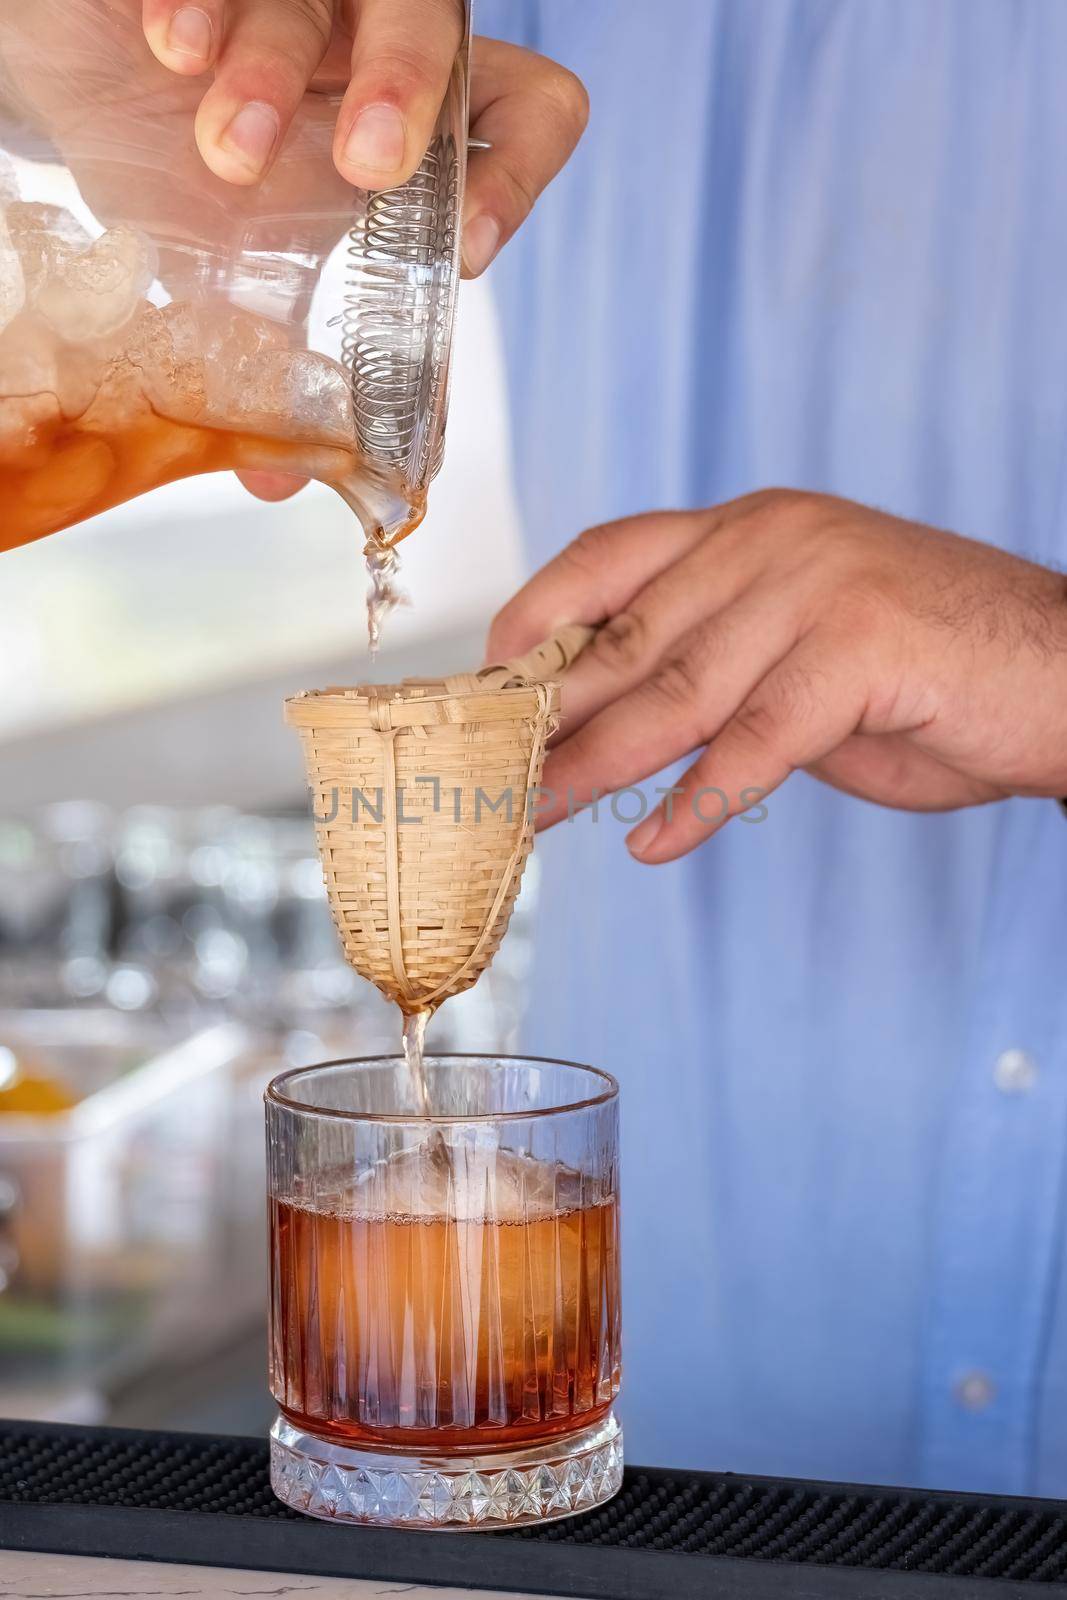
[166,6,213,60]
[219,101,280,175]
[343,104,406,175]
[462,213,502,276]
[627,809,664,860]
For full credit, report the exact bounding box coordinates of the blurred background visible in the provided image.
[0,276,538,1436]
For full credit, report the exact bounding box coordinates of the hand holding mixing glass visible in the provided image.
[0,0,584,640]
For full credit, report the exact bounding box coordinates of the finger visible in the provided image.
[627,638,866,863]
[486,491,795,665]
[194,0,335,185]
[143,0,222,73]
[486,510,711,664]
[537,587,802,829]
[461,38,588,277]
[236,469,309,501]
[333,0,464,190]
[559,521,806,734]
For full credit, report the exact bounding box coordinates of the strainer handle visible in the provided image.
[477,623,598,689]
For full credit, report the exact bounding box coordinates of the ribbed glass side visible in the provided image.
[266,1058,621,1464]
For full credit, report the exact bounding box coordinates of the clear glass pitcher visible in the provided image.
[0,0,469,556]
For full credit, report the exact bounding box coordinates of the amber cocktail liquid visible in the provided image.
[265,1057,623,1529]
[0,409,368,555]
[270,1189,619,1448]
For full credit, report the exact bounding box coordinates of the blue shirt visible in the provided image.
[478,0,1067,1494]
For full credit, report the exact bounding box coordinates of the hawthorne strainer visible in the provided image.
[340,3,471,546]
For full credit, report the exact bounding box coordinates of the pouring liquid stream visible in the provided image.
[401,1009,453,1174]
[364,540,409,657]
[401,1010,431,1114]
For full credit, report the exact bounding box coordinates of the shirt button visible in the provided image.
[954,1371,996,1412]
[993,1049,1037,1094]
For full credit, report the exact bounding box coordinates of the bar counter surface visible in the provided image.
[4,1552,550,1600]
[5,1420,1067,1600]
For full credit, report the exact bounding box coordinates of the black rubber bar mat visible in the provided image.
[4,1420,1067,1600]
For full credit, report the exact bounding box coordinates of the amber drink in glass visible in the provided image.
[266,1055,622,1529]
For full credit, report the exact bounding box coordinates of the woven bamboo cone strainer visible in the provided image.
[285,623,595,1014]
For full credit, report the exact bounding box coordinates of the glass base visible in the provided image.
[270,1409,623,1530]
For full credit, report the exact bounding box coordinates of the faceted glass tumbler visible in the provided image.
[265,1055,622,1529]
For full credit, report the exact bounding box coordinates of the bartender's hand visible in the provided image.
[486,491,1067,862]
[138,0,586,498]
[6,4,584,277]
[141,0,587,276]
[2,1,584,497]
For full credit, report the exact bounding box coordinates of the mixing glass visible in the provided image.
[0,0,471,556]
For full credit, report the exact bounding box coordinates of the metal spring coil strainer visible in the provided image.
[341,0,473,546]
